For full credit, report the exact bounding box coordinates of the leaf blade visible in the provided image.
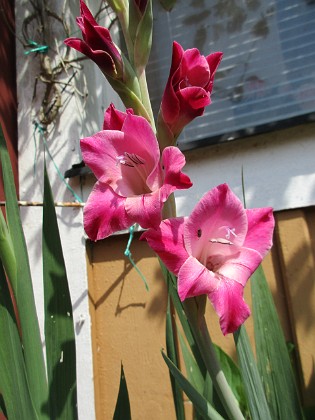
[251,265,303,419]
[162,351,225,420]
[0,263,39,420]
[234,326,272,420]
[0,123,48,418]
[42,163,77,419]
[166,294,186,420]
[113,364,131,420]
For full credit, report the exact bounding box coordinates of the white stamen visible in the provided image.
[219,226,237,240]
[116,155,126,166]
[209,238,233,245]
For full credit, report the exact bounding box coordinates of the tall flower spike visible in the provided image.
[142,184,275,335]
[81,104,192,241]
[157,41,223,148]
[64,1,149,117]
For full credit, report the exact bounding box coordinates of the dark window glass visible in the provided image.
[148,0,315,150]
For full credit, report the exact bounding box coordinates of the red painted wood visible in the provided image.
[0,0,18,197]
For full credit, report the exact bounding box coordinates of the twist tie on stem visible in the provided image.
[124,225,149,291]
[33,121,83,203]
[24,40,49,55]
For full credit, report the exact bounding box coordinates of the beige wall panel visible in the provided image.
[87,234,176,420]
[276,210,315,406]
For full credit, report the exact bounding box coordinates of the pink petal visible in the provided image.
[141,217,189,275]
[159,146,193,199]
[87,25,121,64]
[76,16,86,34]
[244,208,274,258]
[178,256,217,301]
[64,38,116,75]
[81,113,161,196]
[125,191,163,229]
[182,49,210,87]
[184,184,247,263]
[83,182,131,240]
[209,278,250,335]
[160,42,183,124]
[103,104,134,130]
[206,52,223,92]
[122,113,160,170]
[170,41,185,78]
[80,0,97,26]
[161,77,180,125]
[80,130,123,184]
[178,86,210,112]
[217,247,264,287]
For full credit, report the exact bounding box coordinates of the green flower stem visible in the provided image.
[137,68,155,130]
[115,9,155,129]
[116,9,134,63]
[162,192,176,220]
[156,112,175,150]
[183,298,245,420]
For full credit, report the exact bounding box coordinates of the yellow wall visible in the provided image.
[87,208,315,419]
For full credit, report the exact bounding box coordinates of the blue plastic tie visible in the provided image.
[24,40,49,55]
[124,225,149,291]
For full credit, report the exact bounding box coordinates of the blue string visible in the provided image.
[33,121,83,203]
[124,225,149,291]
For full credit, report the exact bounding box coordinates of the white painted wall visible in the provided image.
[15,1,100,418]
[176,121,315,217]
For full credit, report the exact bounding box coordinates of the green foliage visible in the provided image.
[234,326,272,420]
[251,265,304,419]
[42,163,77,419]
[166,294,186,419]
[133,0,153,71]
[0,123,77,419]
[160,261,207,376]
[0,264,39,419]
[161,261,238,419]
[162,351,224,420]
[0,123,48,418]
[213,344,249,418]
[113,364,131,420]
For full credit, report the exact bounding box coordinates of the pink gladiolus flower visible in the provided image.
[142,184,274,335]
[64,0,123,78]
[81,104,193,241]
[160,41,223,139]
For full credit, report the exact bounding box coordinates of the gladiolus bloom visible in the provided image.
[81,104,192,240]
[142,184,274,335]
[64,0,123,78]
[159,41,223,139]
